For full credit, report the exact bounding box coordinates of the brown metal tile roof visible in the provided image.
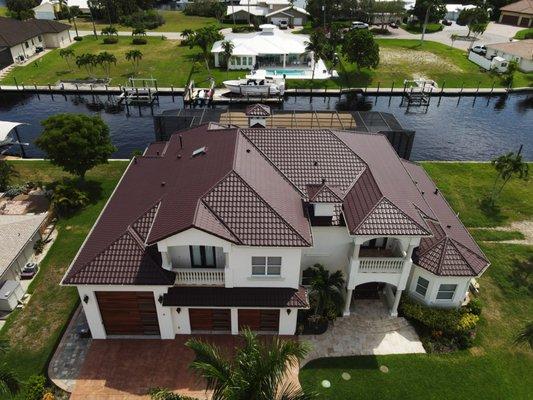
[403,161,490,277]
[307,183,343,203]
[163,286,309,308]
[500,0,533,14]
[245,104,271,117]
[0,17,70,47]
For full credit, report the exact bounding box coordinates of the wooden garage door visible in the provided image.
[519,17,530,27]
[500,14,519,25]
[96,292,160,336]
[189,308,231,332]
[238,309,280,332]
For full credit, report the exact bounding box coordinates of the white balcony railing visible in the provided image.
[359,257,404,273]
[174,268,225,286]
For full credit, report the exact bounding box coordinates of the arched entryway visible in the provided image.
[344,281,403,317]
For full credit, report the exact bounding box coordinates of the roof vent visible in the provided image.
[434,188,439,195]
[446,224,451,229]
[246,149,251,153]
[313,161,318,166]
[179,135,183,149]
[192,146,207,157]
[161,181,166,187]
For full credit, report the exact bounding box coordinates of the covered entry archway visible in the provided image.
[344,282,403,317]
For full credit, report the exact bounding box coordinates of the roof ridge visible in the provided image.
[232,170,311,246]
[416,235,447,258]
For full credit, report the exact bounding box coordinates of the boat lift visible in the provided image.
[400,79,438,111]
[117,77,159,106]
[184,78,215,106]
[0,121,28,158]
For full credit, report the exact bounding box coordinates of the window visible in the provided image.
[436,284,457,300]
[25,42,29,49]
[189,245,216,267]
[415,276,429,297]
[38,35,42,42]
[252,256,282,276]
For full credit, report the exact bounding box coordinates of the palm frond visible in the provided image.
[277,383,317,400]
[0,364,20,396]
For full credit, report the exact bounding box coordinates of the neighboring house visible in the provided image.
[62,110,490,339]
[0,213,47,282]
[444,3,476,21]
[0,17,71,66]
[212,24,312,70]
[227,0,309,25]
[498,0,533,27]
[486,39,533,72]
[33,1,56,20]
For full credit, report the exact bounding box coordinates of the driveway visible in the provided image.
[375,22,523,50]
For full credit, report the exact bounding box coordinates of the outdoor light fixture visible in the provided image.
[176,308,181,314]
[286,309,291,315]
[83,295,89,304]
[158,295,163,304]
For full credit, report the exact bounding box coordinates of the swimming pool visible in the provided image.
[266,69,307,76]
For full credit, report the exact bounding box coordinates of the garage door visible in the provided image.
[189,308,231,332]
[238,309,280,332]
[519,17,530,27]
[271,17,287,26]
[96,292,160,336]
[500,14,519,25]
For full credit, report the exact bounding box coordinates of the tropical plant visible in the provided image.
[342,28,380,72]
[148,387,197,399]
[514,321,533,349]
[181,29,194,45]
[305,30,326,94]
[59,48,75,70]
[51,179,90,216]
[0,160,19,191]
[186,329,314,400]
[457,6,489,37]
[490,149,529,203]
[125,49,143,74]
[75,53,98,76]
[187,26,223,73]
[502,60,519,87]
[132,27,146,36]
[221,40,234,76]
[25,375,46,400]
[0,339,20,396]
[5,0,36,20]
[36,113,116,180]
[101,25,118,36]
[96,51,117,77]
[307,264,345,319]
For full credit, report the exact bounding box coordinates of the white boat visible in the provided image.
[223,70,285,96]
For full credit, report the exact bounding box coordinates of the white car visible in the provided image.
[278,20,288,30]
[351,21,369,29]
[471,44,487,55]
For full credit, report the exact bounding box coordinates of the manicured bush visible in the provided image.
[132,37,148,45]
[231,25,257,33]
[103,36,119,44]
[464,297,483,316]
[25,375,46,400]
[74,36,83,41]
[51,179,90,217]
[120,10,164,30]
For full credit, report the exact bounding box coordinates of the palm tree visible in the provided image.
[125,49,143,75]
[490,148,529,203]
[59,48,75,70]
[76,53,98,77]
[69,6,81,37]
[132,27,146,37]
[221,40,234,77]
[186,329,314,400]
[305,31,325,96]
[188,26,223,74]
[101,25,118,36]
[514,321,533,349]
[0,339,20,397]
[97,51,117,78]
[308,263,344,318]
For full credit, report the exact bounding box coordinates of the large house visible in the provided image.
[498,0,533,27]
[0,17,71,68]
[62,109,489,339]
[227,0,309,26]
[486,40,533,72]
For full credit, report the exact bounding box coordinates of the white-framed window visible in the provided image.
[436,284,457,300]
[415,276,429,297]
[251,256,282,276]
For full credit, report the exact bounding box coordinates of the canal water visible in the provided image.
[0,91,531,161]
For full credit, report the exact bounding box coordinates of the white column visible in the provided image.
[343,288,353,316]
[283,54,287,68]
[347,242,361,290]
[78,287,106,339]
[173,307,191,334]
[153,288,175,339]
[160,250,171,270]
[279,308,298,335]
[224,252,233,288]
[390,289,402,317]
[399,240,418,289]
[231,308,239,335]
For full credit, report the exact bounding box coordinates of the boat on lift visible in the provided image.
[0,121,28,156]
[223,69,285,96]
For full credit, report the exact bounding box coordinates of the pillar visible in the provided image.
[231,308,238,335]
[160,250,171,270]
[390,289,402,317]
[283,54,286,68]
[279,308,298,334]
[78,288,106,339]
[343,288,353,316]
[153,288,175,339]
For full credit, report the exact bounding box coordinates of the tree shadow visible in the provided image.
[479,195,507,225]
[508,258,533,295]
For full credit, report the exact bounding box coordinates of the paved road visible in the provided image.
[375,21,523,50]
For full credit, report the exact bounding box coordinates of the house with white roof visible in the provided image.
[212,24,316,72]
[227,0,309,26]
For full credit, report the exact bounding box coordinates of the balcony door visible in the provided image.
[189,245,217,268]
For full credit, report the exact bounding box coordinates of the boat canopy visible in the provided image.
[0,121,25,142]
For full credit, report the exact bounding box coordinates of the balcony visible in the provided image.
[174,268,225,286]
[358,257,404,273]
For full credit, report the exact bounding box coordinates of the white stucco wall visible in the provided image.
[9,35,42,62]
[301,226,352,276]
[407,265,472,308]
[43,30,71,48]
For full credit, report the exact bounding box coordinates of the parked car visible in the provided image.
[351,21,369,29]
[279,20,288,30]
[20,262,38,279]
[389,21,399,29]
[471,44,487,55]
[442,19,452,26]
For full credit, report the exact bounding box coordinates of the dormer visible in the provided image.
[245,103,271,128]
[306,180,343,226]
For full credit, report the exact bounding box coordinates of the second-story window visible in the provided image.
[189,245,216,268]
[252,256,282,276]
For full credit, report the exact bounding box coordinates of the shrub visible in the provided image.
[121,10,164,30]
[33,239,45,254]
[3,184,27,198]
[0,159,19,191]
[74,36,83,41]
[232,25,257,33]
[525,31,533,39]
[464,297,482,316]
[132,37,148,45]
[25,375,46,400]
[148,387,198,400]
[103,36,119,44]
[51,179,90,217]
[43,392,55,400]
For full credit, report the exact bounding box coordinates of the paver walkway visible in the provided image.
[301,299,425,366]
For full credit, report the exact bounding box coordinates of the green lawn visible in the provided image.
[0,161,128,388]
[65,10,232,33]
[0,6,7,16]
[470,229,525,242]
[401,22,443,34]
[300,163,533,400]
[514,28,533,40]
